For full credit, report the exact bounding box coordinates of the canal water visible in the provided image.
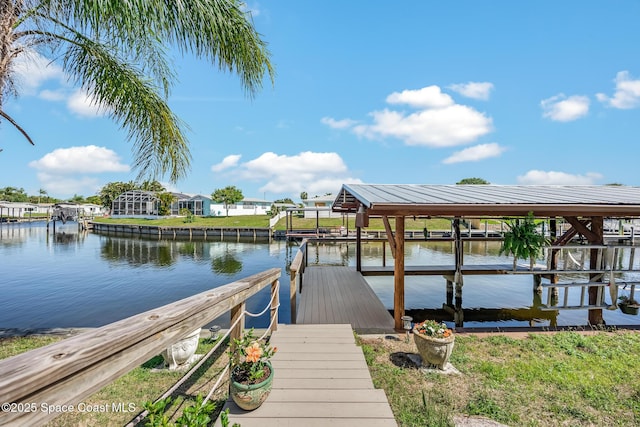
[2,222,640,331]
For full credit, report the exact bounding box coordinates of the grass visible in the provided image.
[92,214,456,231]
[5,330,640,426]
[358,330,640,426]
[0,333,231,427]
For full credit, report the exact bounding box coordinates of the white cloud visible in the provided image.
[353,104,492,147]
[67,89,108,117]
[386,86,454,109]
[321,117,357,129]
[448,82,494,100]
[442,143,505,164]
[34,173,102,197]
[541,94,590,122]
[330,85,493,148]
[39,89,66,102]
[29,145,129,174]
[216,151,361,196]
[517,170,603,185]
[596,71,640,109]
[12,51,65,95]
[212,154,242,172]
[29,146,129,197]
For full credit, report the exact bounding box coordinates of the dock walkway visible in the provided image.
[218,324,396,426]
[297,266,395,334]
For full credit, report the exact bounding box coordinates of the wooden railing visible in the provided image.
[289,239,308,323]
[0,268,281,426]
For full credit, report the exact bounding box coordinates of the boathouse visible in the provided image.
[331,184,640,329]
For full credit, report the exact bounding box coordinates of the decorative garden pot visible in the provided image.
[161,328,201,370]
[620,303,639,315]
[230,361,274,411]
[413,329,455,370]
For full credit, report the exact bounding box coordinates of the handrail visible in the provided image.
[0,268,281,426]
[289,239,308,323]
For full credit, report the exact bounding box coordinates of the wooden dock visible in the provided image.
[297,266,395,334]
[218,324,396,426]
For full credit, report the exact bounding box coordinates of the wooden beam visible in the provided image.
[564,217,597,241]
[382,216,396,258]
[393,216,405,330]
[588,216,604,325]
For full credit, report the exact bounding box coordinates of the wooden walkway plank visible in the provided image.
[216,324,396,426]
[296,267,395,334]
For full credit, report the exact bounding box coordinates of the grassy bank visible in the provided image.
[359,330,640,426]
[92,215,455,231]
[4,330,640,426]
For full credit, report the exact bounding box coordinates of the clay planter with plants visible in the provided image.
[618,295,640,315]
[229,328,277,411]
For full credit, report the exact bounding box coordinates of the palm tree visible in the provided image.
[0,1,273,182]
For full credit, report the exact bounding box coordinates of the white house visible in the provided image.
[301,194,338,218]
[210,198,272,217]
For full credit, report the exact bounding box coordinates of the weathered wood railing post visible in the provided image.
[270,279,279,332]
[230,301,246,350]
[289,239,308,325]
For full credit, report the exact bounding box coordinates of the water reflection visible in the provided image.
[3,223,640,330]
[212,250,243,275]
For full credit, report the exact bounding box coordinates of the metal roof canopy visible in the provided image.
[332,184,640,217]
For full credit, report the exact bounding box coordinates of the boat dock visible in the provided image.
[296,266,395,334]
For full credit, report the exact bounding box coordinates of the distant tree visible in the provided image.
[211,186,244,217]
[70,194,85,203]
[606,183,624,186]
[139,180,166,191]
[99,181,137,209]
[456,177,490,185]
[0,187,28,202]
[157,192,177,216]
[300,191,308,201]
[85,195,101,205]
[274,198,294,204]
[38,188,48,203]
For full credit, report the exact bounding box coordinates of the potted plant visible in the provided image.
[618,295,640,315]
[229,328,277,410]
[500,211,550,270]
[412,319,455,370]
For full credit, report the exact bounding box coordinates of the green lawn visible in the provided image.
[92,215,458,231]
[4,330,640,426]
[359,330,640,426]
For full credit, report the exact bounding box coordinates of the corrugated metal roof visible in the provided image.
[332,184,640,217]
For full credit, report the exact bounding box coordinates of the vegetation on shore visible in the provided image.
[4,329,640,426]
[359,330,640,426]
[92,214,457,231]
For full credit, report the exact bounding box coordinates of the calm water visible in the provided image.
[2,222,640,331]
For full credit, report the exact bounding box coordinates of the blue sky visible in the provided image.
[2,1,640,201]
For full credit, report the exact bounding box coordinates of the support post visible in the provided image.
[230,302,245,352]
[589,216,604,325]
[270,280,279,333]
[393,216,405,330]
[356,226,362,272]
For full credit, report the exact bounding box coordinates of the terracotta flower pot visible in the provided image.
[230,361,274,411]
[413,329,455,370]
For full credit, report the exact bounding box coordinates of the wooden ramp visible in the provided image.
[297,266,395,334]
[217,324,396,427]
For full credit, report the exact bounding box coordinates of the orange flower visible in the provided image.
[245,341,263,363]
[443,329,452,338]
